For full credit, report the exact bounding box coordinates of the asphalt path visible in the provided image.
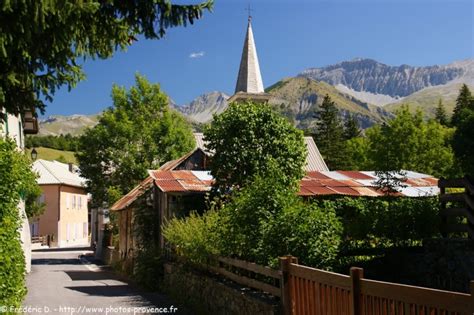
[22,248,190,315]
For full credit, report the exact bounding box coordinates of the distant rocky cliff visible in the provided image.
[299,58,469,98]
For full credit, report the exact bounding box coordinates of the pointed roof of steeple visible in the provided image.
[234,19,265,94]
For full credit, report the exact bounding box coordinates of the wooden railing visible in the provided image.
[439,177,474,238]
[31,235,48,246]
[209,256,282,297]
[281,256,474,315]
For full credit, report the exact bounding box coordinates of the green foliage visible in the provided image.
[343,114,361,140]
[164,167,343,270]
[348,106,456,178]
[452,106,474,176]
[330,196,440,248]
[451,85,474,176]
[0,1,213,116]
[204,102,306,192]
[77,74,195,207]
[163,210,221,265]
[133,246,164,291]
[313,94,347,170]
[0,138,41,307]
[26,134,79,152]
[434,99,449,126]
[451,84,473,127]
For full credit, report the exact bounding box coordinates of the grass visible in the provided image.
[26,147,77,164]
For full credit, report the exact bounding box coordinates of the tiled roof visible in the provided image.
[110,169,439,211]
[33,159,86,188]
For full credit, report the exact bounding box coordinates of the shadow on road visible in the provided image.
[65,285,138,297]
[32,258,83,265]
[64,270,114,281]
[32,246,92,253]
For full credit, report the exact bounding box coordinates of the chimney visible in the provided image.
[68,163,74,173]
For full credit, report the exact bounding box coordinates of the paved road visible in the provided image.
[23,248,190,315]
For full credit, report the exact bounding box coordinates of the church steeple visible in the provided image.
[228,16,271,104]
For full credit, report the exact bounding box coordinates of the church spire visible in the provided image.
[234,18,264,94]
[229,16,270,104]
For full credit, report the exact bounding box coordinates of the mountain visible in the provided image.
[266,77,390,129]
[176,78,391,129]
[384,60,474,117]
[175,92,229,123]
[38,114,100,136]
[299,58,473,106]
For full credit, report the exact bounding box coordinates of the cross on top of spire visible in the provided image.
[245,4,253,22]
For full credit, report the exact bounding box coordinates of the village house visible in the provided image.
[31,159,89,248]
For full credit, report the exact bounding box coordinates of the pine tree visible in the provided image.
[451,84,473,126]
[434,99,449,126]
[343,115,361,140]
[314,94,347,170]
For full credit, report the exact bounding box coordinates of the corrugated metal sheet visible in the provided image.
[194,133,206,150]
[110,176,153,211]
[113,170,440,211]
[303,137,329,172]
[159,134,328,173]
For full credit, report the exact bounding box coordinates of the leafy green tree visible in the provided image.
[0,138,41,307]
[77,74,194,207]
[451,84,473,127]
[452,104,474,176]
[204,102,306,192]
[313,94,347,170]
[343,114,361,140]
[0,0,212,116]
[347,106,456,177]
[434,99,449,126]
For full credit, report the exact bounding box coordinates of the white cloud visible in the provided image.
[189,51,205,59]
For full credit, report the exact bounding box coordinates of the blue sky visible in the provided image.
[44,0,473,116]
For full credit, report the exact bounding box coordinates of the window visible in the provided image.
[66,194,70,209]
[38,194,45,204]
[83,222,88,238]
[66,223,70,241]
[72,195,76,209]
[74,223,78,240]
[78,196,82,209]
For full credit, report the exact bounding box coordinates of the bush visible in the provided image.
[260,200,342,269]
[328,196,441,248]
[0,138,40,308]
[162,210,221,265]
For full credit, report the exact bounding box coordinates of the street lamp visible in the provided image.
[31,148,38,161]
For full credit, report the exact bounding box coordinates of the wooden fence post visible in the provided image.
[350,267,364,315]
[439,178,447,238]
[280,256,297,315]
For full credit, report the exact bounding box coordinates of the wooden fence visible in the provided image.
[192,255,474,314]
[439,177,474,238]
[280,256,474,315]
[31,235,48,246]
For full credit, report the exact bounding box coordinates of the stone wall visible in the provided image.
[163,263,280,315]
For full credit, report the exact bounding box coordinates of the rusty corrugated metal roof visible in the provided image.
[110,176,153,211]
[112,170,439,211]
